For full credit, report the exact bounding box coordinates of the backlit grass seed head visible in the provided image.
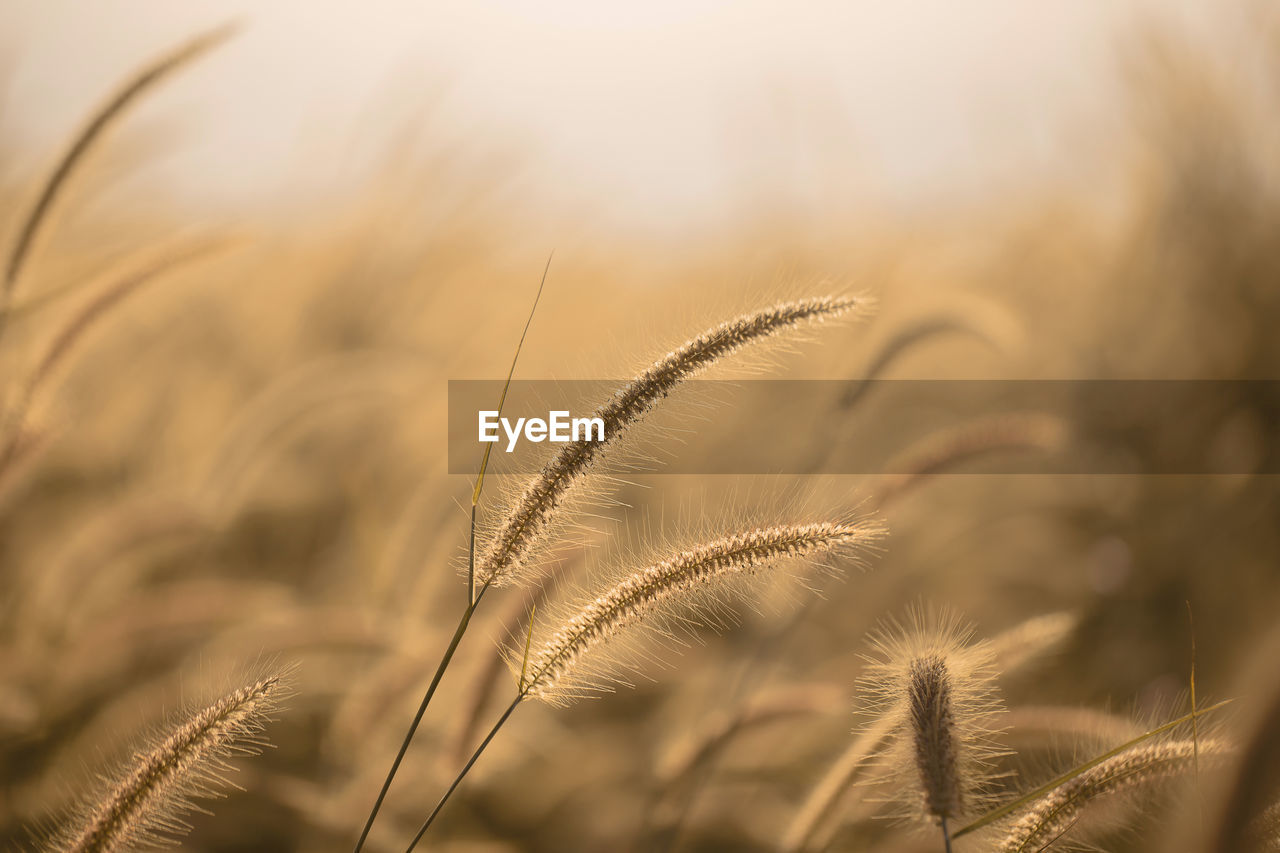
[778,614,1075,853]
[999,738,1231,853]
[53,672,289,853]
[908,654,963,822]
[859,610,1007,828]
[476,295,863,588]
[517,519,882,705]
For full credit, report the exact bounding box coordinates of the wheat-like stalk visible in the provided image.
[1000,738,1229,853]
[451,557,576,762]
[476,296,862,587]
[3,24,235,298]
[54,672,288,853]
[403,520,880,850]
[837,311,1007,412]
[520,520,880,704]
[1245,802,1280,853]
[360,296,867,853]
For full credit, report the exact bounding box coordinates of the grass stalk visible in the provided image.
[0,23,235,344]
[404,696,524,852]
[353,259,547,851]
[351,588,486,853]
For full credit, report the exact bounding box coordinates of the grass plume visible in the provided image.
[52,671,288,853]
[403,519,880,850]
[476,295,863,588]
[907,654,964,847]
[986,610,1078,678]
[858,610,1007,838]
[999,738,1230,853]
[779,611,1065,853]
[519,520,881,704]
[956,699,1233,840]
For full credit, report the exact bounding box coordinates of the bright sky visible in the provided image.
[0,0,1213,236]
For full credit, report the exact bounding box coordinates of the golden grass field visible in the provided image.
[2,8,1279,853]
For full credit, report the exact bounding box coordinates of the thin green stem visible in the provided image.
[941,815,953,853]
[405,696,524,852]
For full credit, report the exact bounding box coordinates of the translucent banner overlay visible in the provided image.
[447,380,1279,475]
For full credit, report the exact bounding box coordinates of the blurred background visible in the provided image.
[1,1,1278,850]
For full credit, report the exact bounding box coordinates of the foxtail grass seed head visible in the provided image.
[518,519,882,705]
[476,295,863,588]
[54,672,289,853]
[908,654,963,822]
[859,610,1007,829]
[999,738,1231,853]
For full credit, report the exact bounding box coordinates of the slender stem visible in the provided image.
[468,504,477,606]
[352,584,488,853]
[358,257,548,851]
[468,253,548,607]
[941,816,953,853]
[405,696,524,852]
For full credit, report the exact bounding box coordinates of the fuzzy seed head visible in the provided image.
[477,295,862,587]
[858,609,1007,829]
[54,672,289,853]
[519,519,880,704]
[908,654,963,820]
[1000,738,1230,853]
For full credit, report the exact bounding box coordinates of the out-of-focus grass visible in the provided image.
[2,9,1278,853]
